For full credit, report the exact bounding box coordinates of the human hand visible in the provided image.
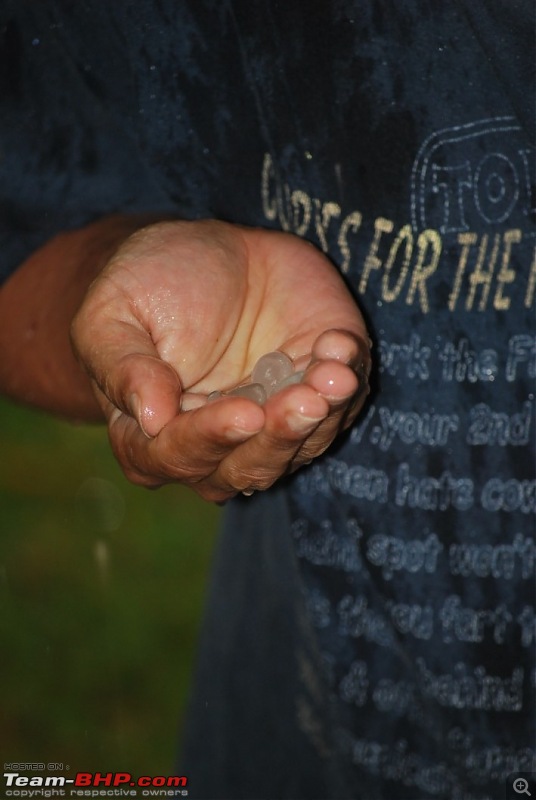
[71,220,370,502]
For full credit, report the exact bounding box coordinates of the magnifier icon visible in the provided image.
[514,778,532,796]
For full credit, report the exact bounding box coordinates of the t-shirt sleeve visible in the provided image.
[0,4,171,283]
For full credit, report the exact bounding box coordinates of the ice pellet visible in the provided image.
[227,382,268,405]
[271,370,305,394]
[251,351,294,393]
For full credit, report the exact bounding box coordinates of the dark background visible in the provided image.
[0,395,220,772]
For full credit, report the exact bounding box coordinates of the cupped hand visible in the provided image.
[71,220,371,501]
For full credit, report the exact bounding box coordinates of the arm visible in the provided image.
[0,216,371,502]
[0,214,158,419]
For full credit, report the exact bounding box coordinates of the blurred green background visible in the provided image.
[0,395,220,772]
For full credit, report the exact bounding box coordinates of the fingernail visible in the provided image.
[129,392,140,418]
[109,407,123,426]
[286,412,326,434]
[225,426,260,442]
[224,412,264,441]
[129,393,153,438]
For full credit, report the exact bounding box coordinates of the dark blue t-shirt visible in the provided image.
[1,2,534,799]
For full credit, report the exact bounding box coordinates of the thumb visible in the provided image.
[72,317,182,438]
[110,351,182,438]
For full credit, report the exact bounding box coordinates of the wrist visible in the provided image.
[0,214,165,420]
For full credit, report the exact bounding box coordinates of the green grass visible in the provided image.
[0,396,220,772]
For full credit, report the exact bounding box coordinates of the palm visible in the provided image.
[108,221,364,395]
[74,219,370,500]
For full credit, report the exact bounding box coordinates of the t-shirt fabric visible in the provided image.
[1,2,534,799]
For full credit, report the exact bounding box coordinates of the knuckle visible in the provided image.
[197,485,236,504]
[298,430,334,461]
[160,454,209,483]
[122,465,162,488]
[224,463,278,493]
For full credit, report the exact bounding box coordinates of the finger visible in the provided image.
[213,383,330,494]
[311,328,372,373]
[304,357,359,401]
[291,365,369,468]
[206,355,366,496]
[286,330,370,465]
[106,394,266,491]
[284,359,360,462]
[72,306,182,437]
